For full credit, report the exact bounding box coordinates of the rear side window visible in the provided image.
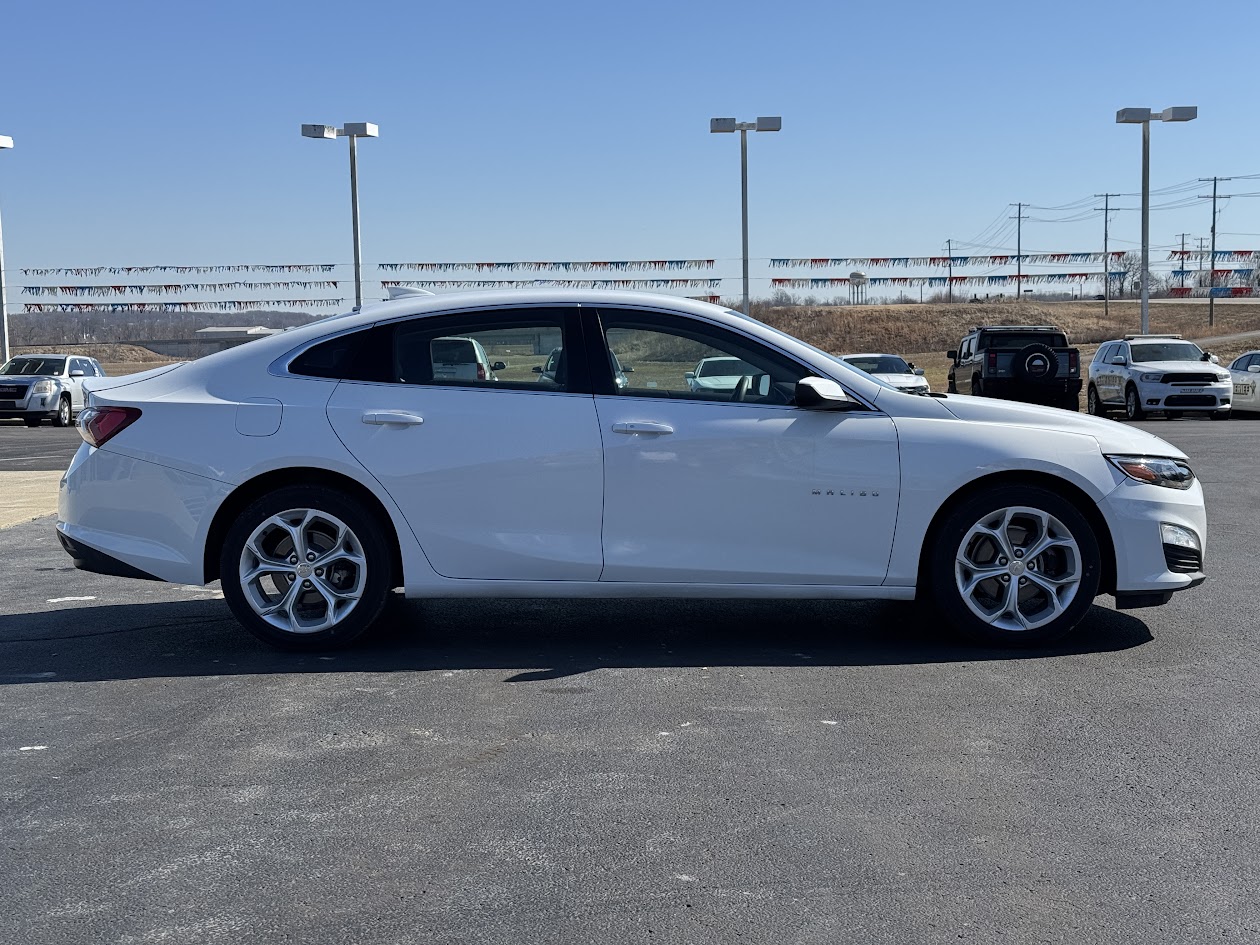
[289,327,393,382]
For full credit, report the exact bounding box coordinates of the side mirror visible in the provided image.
[70,369,85,377]
[913,368,925,376]
[531,365,543,373]
[491,361,507,372]
[795,376,857,410]
[1110,356,1127,365]
[684,371,695,380]
[1209,354,1220,365]
[946,350,957,361]
[1249,365,1260,374]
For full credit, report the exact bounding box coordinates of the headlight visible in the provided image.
[31,379,55,395]
[1139,372,1163,382]
[1107,455,1195,490]
[1216,373,1230,382]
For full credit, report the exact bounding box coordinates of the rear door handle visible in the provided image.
[611,421,674,435]
[362,411,424,426]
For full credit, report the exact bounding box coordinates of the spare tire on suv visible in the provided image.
[1012,343,1060,383]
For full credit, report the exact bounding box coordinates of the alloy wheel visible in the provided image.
[954,505,1083,632]
[238,508,367,634]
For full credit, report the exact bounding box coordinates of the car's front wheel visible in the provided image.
[220,485,393,650]
[1124,385,1145,421]
[52,396,72,428]
[928,485,1101,646]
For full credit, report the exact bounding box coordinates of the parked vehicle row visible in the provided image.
[0,354,105,427]
[57,290,1205,653]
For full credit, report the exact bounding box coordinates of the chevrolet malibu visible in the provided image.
[57,290,1207,650]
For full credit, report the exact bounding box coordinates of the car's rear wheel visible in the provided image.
[220,485,392,650]
[1124,385,1145,421]
[52,396,72,428]
[928,485,1101,646]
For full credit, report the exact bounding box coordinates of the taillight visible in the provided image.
[477,363,486,380]
[78,406,142,448]
[1068,350,1079,372]
[987,351,998,370]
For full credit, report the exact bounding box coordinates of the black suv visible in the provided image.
[947,325,1082,410]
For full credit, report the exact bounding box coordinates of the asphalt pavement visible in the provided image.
[0,420,82,471]
[1,420,1258,944]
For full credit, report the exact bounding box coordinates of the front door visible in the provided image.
[589,309,900,585]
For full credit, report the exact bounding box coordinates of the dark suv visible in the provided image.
[947,325,1081,411]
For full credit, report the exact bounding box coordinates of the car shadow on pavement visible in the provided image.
[0,596,1154,685]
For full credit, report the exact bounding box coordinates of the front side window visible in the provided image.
[598,311,806,405]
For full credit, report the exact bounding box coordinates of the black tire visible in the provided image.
[1124,385,1145,421]
[1087,385,1108,416]
[23,417,42,428]
[219,485,393,651]
[1012,344,1060,384]
[927,484,1101,647]
[1165,411,1183,421]
[52,396,72,428]
[973,376,985,397]
[1210,410,1229,421]
[1059,394,1080,412]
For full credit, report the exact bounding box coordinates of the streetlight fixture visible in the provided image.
[0,133,13,366]
[301,122,379,310]
[1116,106,1198,334]
[710,116,781,316]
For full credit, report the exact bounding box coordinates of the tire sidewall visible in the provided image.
[219,485,392,650]
[54,397,71,427]
[1088,385,1103,415]
[1125,385,1143,420]
[928,485,1102,646]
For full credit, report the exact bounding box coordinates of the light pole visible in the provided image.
[710,116,781,316]
[0,134,12,366]
[301,122,379,310]
[1116,106,1198,334]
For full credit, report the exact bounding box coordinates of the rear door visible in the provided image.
[324,306,605,581]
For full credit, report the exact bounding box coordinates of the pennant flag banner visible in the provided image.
[24,300,346,313]
[21,281,340,297]
[20,265,337,276]
[1167,286,1256,298]
[378,260,714,273]
[1169,269,1255,281]
[382,279,721,289]
[771,272,1121,289]
[1168,250,1259,262]
[687,296,724,304]
[769,253,1125,269]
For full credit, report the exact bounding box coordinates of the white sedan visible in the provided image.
[840,353,931,394]
[1228,350,1260,414]
[685,356,758,395]
[59,290,1207,650]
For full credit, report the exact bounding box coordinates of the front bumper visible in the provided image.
[1097,475,1207,604]
[0,391,58,420]
[1135,381,1232,412]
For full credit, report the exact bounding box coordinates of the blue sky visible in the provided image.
[3,0,1259,305]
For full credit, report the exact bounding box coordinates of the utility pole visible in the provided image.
[1010,203,1027,300]
[1095,193,1120,319]
[1199,176,1232,328]
[1195,237,1210,291]
[945,238,953,303]
[1174,233,1192,289]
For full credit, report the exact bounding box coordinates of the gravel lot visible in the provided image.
[1,419,1257,944]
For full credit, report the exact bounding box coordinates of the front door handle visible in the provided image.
[362,411,424,426]
[611,421,674,435]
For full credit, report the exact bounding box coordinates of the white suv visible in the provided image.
[1087,335,1231,421]
[0,353,105,427]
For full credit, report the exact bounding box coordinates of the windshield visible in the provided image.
[1,357,65,376]
[981,332,1067,349]
[844,355,911,374]
[698,358,754,377]
[1130,342,1204,363]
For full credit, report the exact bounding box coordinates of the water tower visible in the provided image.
[849,271,869,305]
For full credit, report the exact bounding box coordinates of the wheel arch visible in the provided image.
[915,470,1117,596]
[203,467,404,586]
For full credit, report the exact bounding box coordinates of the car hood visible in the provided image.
[0,374,60,385]
[939,394,1188,459]
[1130,360,1228,376]
[878,374,928,389]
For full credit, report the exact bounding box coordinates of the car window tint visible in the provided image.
[289,326,393,382]
[598,312,806,405]
[392,313,568,391]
